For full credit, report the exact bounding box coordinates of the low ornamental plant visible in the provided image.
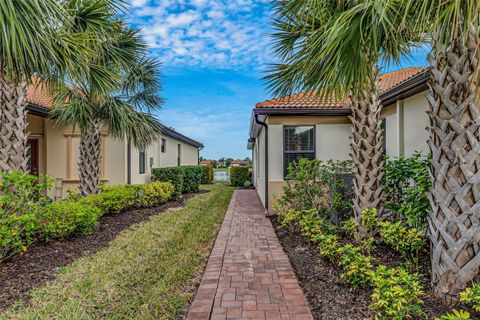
[135,181,174,207]
[460,283,480,313]
[80,187,137,215]
[317,234,340,261]
[337,244,374,288]
[370,265,425,320]
[40,201,102,239]
[0,172,53,262]
[436,309,472,320]
[378,221,426,267]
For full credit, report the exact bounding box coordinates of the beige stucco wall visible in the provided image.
[254,127,266,207]
[316,124,351,161]
[382,91,430,158]
[44,119,127,194]
[403,92,429,156]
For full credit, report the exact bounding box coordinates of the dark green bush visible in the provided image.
[200,165,214,184]
[180,166,203,193]
[230,166,251,187]
[152,166,203,195]
[41,201,102,238]
[152,167,184,197]
[382,152,431,229]
[80,187,137,215]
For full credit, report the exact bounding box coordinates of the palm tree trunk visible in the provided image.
[79,120,102,197]
[350,71,385,239]
[427,20,480,302]
[0,70,28,172]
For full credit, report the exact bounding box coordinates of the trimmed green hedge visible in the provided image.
[152,166,204,195]
[200,165,214,184]
[152,167,184,197]
[230,166,251,187]
[80,187,137,215]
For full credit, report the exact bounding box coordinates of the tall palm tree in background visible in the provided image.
[52,0,163,197]
[405,0,480,301]
[0,0,85,172]
[267,0,420,237]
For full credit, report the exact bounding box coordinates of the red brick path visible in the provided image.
[187,190,313,320]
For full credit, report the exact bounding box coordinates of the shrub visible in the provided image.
[370,265,424,319]
[80,187,136,215]
[0,172,53,262]
[460,283,480,313]
[379,221,426,267]
[278,159,352,224]
[135,181,174,207]
[40,201,101,238]
[230,166,251,187]
[180,166,203,193]
[200,165,214,184]
[317,234,340,261]
[382,152,431,229]
[337,244,374,287]
[152,167,184,197]
[436,309,472,320]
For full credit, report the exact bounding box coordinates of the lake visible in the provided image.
[214,171,230,181]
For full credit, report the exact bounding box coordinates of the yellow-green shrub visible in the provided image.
[317,234,340,261]
[80,187,137,215]
[460,283,480,313]
[436,309,472,320]
[40,201,102,238]
[370,265,424,319]
[337,244,373,287]
[135,182,174,207]
[379,221,426,265]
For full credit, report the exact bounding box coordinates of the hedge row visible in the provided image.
[230,166,252,187]
[0,171,175,263]
[152,165,211,196]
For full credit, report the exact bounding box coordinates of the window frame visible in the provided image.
[283,125,316,177]
[139,148,146,174]
[161,138,167,153]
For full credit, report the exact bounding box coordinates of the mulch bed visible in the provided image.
[271,217,476,320]
[0,193,201,311]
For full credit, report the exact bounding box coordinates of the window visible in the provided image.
[161,138,166,153]
[283,126,315,177]
[177,144,181,166]
[139,148,146,174]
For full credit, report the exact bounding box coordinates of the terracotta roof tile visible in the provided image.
[256,67,427,109]
[25,78,54,109]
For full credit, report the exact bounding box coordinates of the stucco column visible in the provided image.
[396,99,405,156]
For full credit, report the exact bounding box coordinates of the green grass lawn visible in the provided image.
[213,168,230,172]
[2,185,235,320]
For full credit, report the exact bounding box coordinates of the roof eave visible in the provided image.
[26,103,50,117]
[253,107,351,116]
[380,70,429,106]
[159,124,204,148]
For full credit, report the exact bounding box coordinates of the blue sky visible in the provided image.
[126,0,429,159]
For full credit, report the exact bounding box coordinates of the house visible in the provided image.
[248,67,430,213]
[25,82,203,194]
[200,160,212,166]
[231,160,249,167]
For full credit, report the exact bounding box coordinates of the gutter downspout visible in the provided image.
[127,139,132,185]
[255,114,269,214]
[198,146,204,165]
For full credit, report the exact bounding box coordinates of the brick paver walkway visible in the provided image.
[187,190,313,320]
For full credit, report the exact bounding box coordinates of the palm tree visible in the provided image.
[51,1,163,196]
[267,0,420,237]
[0,0,85,172]
[404,0,480,301]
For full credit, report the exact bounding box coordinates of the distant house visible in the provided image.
[248,67,429,212]
[24,80,203,194]
[231,160,248,167]
[200,160,212,166]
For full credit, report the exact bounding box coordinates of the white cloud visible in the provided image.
[127,0,272,70]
